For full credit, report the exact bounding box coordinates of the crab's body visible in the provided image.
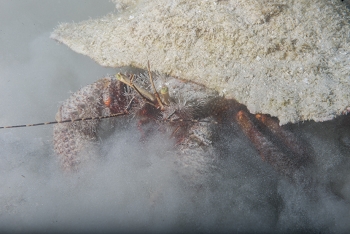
[53,68,313,187]
[53,72,221,173]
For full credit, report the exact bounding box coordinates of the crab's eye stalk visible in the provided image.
[115,73,130,85]
[160,86,168,94]
[160,85,170,105]
[115,73,123,81]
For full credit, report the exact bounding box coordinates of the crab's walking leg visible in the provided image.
[255,114,313,165]
[236,110,300,178]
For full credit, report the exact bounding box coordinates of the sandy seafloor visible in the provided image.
[1,1,350,233]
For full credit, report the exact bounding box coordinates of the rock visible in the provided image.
[51,0,350,124]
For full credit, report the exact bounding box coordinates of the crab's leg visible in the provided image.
[255,114,312,165]
[236,110,301,178]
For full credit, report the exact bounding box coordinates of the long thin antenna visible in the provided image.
[147,61,165,110]
[0,112,128,129]
[116,73,156,103]
[0,96,137,130]
[0,114,217,129]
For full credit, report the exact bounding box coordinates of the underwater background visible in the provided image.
[1,1,350,233]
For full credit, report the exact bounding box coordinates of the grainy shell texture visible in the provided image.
[53,77,127,171]
[51,0,350,125]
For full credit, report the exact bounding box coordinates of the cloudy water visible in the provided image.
[1,1,350,233]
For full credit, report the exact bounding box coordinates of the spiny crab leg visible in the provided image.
[255,114,312,164]
[236,110,301,179]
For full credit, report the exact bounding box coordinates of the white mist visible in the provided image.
[1,1,350,233]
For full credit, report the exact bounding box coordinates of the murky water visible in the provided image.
[1,1,350,233]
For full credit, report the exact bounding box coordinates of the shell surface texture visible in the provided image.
[53,77,130,171]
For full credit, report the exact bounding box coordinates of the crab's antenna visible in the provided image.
[0,112,129,129]
[116,73,156,103]
[163,118,217,124]
[147,61,165,110]
[0,114,216,129]
[0,97,136,129]
[0,115,216,129]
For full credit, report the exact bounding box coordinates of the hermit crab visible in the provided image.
[33,62,311,184]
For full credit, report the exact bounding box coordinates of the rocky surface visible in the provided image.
[51,0,350,124]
